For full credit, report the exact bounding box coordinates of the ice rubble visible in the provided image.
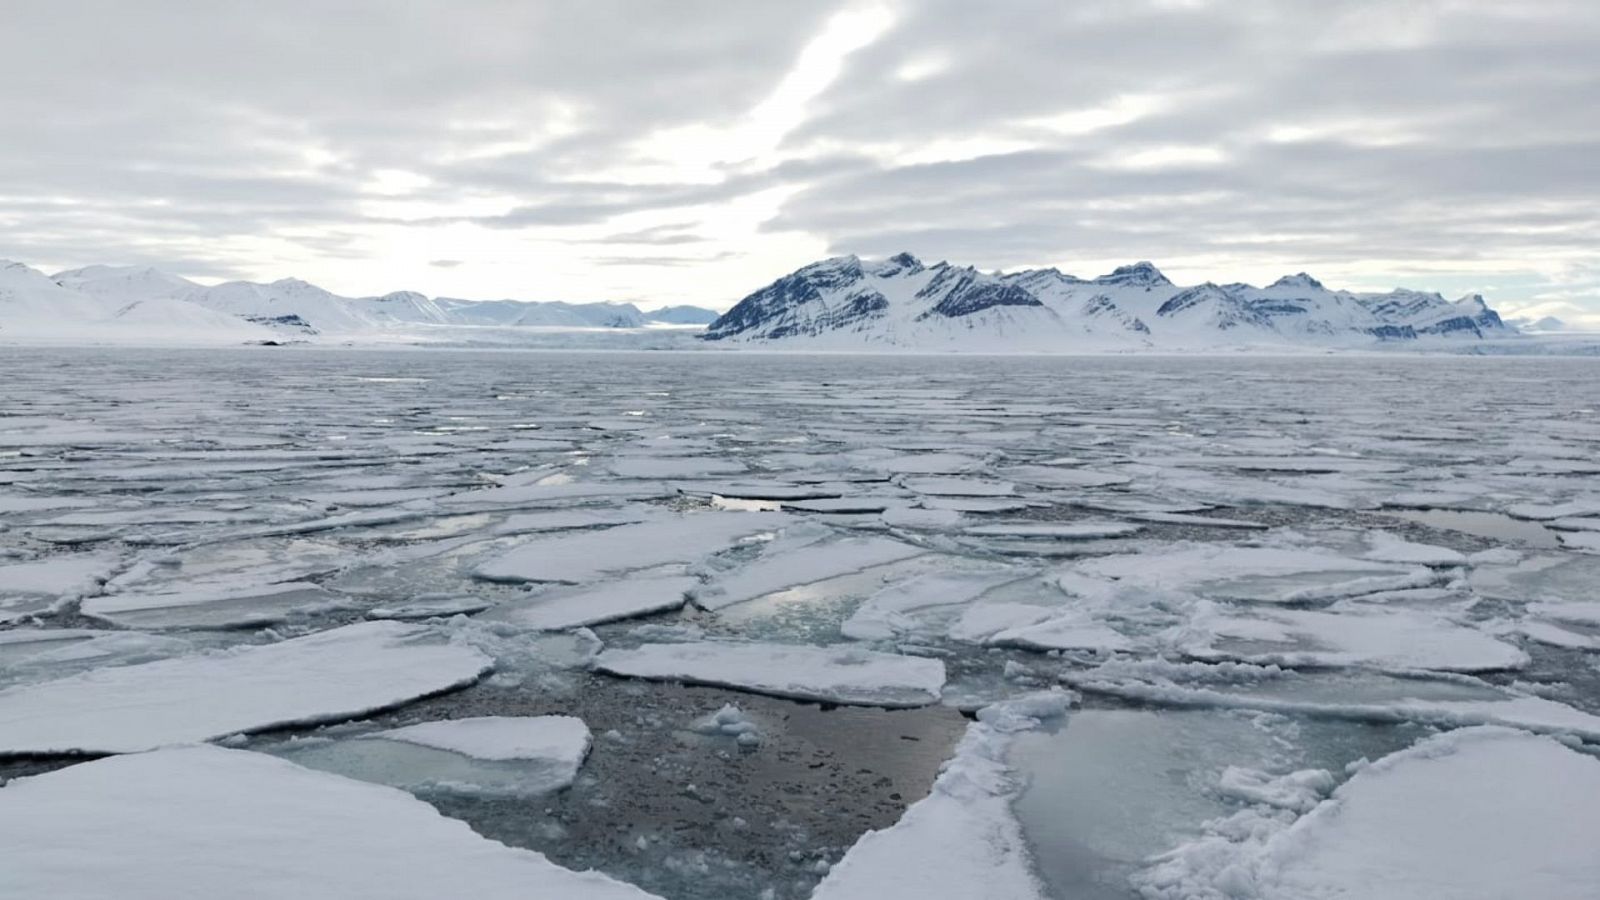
[0,746,659,899]
[593,641,947,708]
[0,622,492,755]
[811,693,1070,900]
[1134,727,1600,900]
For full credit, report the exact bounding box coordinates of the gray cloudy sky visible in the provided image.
[2,1,1597,320]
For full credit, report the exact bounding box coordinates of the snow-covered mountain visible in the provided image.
[2,261,275,343]
[704,254,1518,350]
[0,260,718,343]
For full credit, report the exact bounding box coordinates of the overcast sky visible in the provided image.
[3,1,1597,320]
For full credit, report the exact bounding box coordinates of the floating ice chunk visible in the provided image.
[593,641,945,708]
[474,512,787,583]
[842,570,1021,642]
[1527,599,1600,626]
[690,536,923,611]
[0,621,493,755]
[1066,672,1600,741]
[0,551,119,621]
[1215,766,1336,813]
[81,582,347,629]
[811,695,1065,900]
[492,507,649,535]
[998,465,1132,488]
[1069,544,1436,604]
[1139,728,1600,900]
[871,453,982,475]
[674,481,840,501]
[782,497,894,513]
[1361,530,1467,566]
[1471,553,1600,604]
[900,476,1015,497]
[375,715,591,762]
[482,575,696,630]
[1506,497,1600,520]
[880,505,964,530]
[1127,511,1268,530]
[1559,531,1600,553]
[1516,621,1599,649]
[1191,605,1528,673]
[437,480,662,511]
[0,745,659,899]
[366,594,494,620]
[606,456,746,479]
[690,703,761,746]
[989,612,1133,653]
[964,521,1141,540]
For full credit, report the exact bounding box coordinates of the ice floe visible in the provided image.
[482,574,697,630]
[0,621,492,754]
[593,641,946,708]
[1134,727,1600,900]
[0,745,658,898]
[474,512,786,583]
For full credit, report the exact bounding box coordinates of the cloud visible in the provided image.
[0,0,1595,311]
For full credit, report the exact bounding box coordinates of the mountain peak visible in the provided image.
[1269,272,1324,291]
[1095,261,1172,287]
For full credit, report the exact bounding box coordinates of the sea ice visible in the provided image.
[689,535,923,611]
[0,621,492,754]
[0,745,657,899]
[811,694,1068,900]
[81,582,347,629]
[1135,727,1600,900]
[593,641,946,707]
[841,570,1022,641]
[481,575,697,630]
[1187,604,1528,673]
[474,512,786,583]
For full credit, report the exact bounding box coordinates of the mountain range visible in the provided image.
[0,260,717,344]
[704,253,1516,349]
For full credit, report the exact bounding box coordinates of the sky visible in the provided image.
[2,1,1597,322]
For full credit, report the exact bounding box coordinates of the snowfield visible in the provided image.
[1,348,1598,900]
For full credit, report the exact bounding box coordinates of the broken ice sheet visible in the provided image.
[81,582,350,629]
[1134,727,1600,900]
[0,621,492,755]
[474,512,787,583]
[1063,542,1441,605]
[480,574,696,630]
[271,715,592,796]
[593,641,946,708]
[1183,602,1529,673]
[0,745,658,899]
[690,531,923,611]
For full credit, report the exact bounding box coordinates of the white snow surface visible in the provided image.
[690,535,923,610]
[0,621,493,754]
[483,575,697,630]
[593,641,946,708]
[371,714,591,764]
[474,512,786,583]
[1135,727,1600,900]
[0,745,658,899]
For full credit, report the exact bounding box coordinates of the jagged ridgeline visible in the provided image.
[704,253,1511,348]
